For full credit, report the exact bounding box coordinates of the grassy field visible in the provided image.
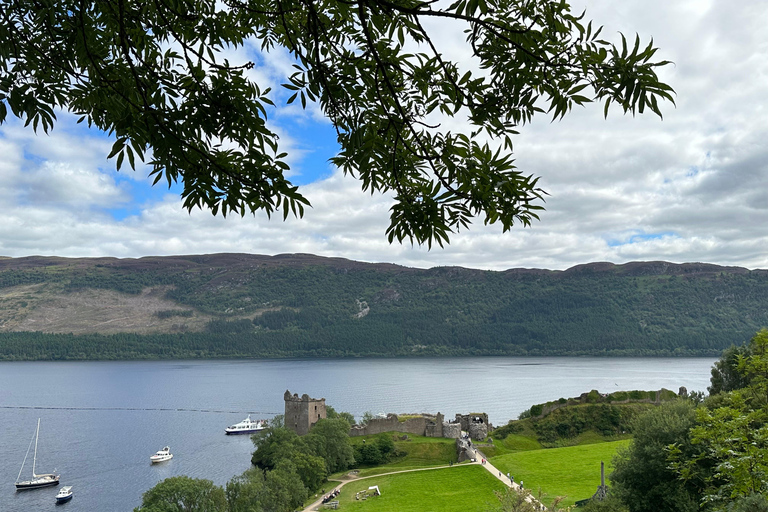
[346,435,459,477]
[488,439,630,508]
[330,465,506,512]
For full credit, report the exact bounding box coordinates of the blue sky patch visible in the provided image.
[606,231,677,247]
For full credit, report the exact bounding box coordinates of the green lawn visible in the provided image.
[332,465,507,512]
[489,440,629,508]
[345,435,460,477]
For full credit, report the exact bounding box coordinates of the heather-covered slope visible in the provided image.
[0,254,764,359]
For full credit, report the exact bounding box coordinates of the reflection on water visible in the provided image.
[0,357,715,511]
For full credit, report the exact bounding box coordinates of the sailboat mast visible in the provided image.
[32,418,40,478]
[16,424,36,483]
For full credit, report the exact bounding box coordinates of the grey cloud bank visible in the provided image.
[1,0,767,271]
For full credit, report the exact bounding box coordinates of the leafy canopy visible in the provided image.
[0,0,673,246]
[673,330,768,509]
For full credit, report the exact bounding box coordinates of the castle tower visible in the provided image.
[284,390,327,436]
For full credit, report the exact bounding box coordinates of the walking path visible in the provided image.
[301,435,542,511]
[469,441,543,510]
[300,464,465,512]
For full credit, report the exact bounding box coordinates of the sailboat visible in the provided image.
[15,418,60,490]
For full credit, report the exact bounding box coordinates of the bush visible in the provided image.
[585,390,602,403]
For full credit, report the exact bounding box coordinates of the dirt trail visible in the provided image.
[302,438,543,511]
[301,463,476,511]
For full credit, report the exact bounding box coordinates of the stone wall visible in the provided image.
[455,413,490,440]
[284,390,326,436]
[349,414,430,437]
[468,422,488,440]
[442,422,461,439]
[456,438,472,462]
[350,412,474,439]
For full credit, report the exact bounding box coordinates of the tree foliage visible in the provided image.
[250,417,354,495]
[487,486,539,512]
[0,0,673,245]
[303,418,356,473]
[134,476,227,512]
[709,344,751,395]
[610,400,700,512]
[673,330,768,510]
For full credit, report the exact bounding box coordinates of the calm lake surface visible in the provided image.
[0,357,715,511]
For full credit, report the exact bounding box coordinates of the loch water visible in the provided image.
[0,357,715,511]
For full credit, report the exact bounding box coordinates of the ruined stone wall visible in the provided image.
[425,412,444,438]
[284,390,326,436]
[349,413,452,438]
[350,413,471,439]
[442,422,461,439]
[468,422,488,440]
[455,413,490,439]
[349,414,429,437]
[537,389,674,418]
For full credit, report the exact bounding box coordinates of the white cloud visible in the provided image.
[1,0,768,272]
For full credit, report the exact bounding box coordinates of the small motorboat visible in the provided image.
[225,415,266,435]
[150,446,173,463]
[55,486,73,503]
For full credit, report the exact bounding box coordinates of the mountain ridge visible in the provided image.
[0,253,764,359]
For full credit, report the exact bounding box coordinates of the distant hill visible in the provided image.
[0,254,765,360]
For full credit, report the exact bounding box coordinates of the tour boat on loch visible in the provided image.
[150,446,173,463]
[225,415,266,435]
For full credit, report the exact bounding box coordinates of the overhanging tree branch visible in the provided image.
[0,0,674,245]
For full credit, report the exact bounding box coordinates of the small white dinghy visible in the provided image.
[55,486,73,503]
[150,446,173,463]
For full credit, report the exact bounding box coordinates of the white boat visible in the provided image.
[150,446,173,463]
[225,415,266,435]
[15,418,60,490]
[55,486,73,503]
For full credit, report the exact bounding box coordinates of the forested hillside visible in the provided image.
[0,254,765,359]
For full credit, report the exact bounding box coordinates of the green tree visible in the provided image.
[709,344,751,395]
[251,426,302,470]
[262,462,308,512]
[579,495,629,512]
[673,331,768,509]
[134,476,227,512]
[226,469,267,512]
[287,450,327,491]
[356,442,384,465]
[725,494,768,512]
[304,418,355,473]
[325,405,355,427]
[610,400,700,512]
[487,486,538,512]
[0,0,673,245]
[683,402,768,507]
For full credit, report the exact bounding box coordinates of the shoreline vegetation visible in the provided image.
[0,331,725,361]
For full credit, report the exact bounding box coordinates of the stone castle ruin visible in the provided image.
[284,390,327,436]
[350,412,491,440]
[456,413,489,440]
[284,390,491,440]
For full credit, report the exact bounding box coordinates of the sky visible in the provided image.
[1,0,767,271]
